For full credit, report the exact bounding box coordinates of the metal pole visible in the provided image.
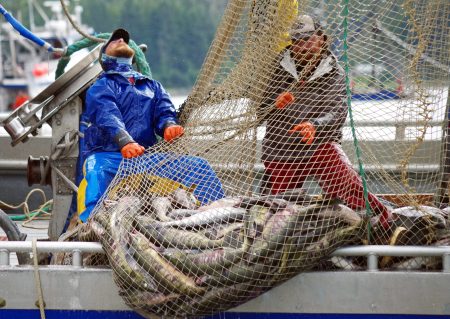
[333,245,450,257]
[8,29,19,78]
[72,249,82,267]
[435,88,450,206]
[0,241,104,254]
[443,253,450,273]
[0,249,10,266]
[28,0,35,32]
[0,27,3,82]
[367,253,378,271]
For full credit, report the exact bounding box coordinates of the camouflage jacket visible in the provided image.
[259,49,347,162]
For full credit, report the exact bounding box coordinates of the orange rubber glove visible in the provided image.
[275,92,295,109]
[288,121,316,145]
[164,125,184,143]
[121,142,145,158]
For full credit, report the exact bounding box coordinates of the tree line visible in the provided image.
[7,0,227,90]
[79,0,227,89]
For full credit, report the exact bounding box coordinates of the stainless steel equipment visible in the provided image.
[1,45,102,240]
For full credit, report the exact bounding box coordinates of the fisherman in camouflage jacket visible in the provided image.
[259,15,391,227]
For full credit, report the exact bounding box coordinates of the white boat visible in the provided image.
[0,2,449,319]
[0,0,92,112]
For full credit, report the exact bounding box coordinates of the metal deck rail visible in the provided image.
[1,241,450,271]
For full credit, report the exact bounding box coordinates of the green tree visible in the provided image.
[79,0,226,89]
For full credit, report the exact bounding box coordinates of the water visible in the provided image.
[169,88,449,142]
[170,95,188,111]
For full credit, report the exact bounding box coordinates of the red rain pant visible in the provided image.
[263,142,390,226]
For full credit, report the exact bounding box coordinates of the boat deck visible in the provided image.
[1,219,450,318]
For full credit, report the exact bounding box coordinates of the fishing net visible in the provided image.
[78,0,450,317]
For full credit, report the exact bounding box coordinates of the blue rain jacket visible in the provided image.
[78,56,179,221]
[82,56,178,159]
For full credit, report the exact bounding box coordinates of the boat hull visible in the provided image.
[1,266,449,318]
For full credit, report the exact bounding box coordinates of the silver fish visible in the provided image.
[248,204,320,263]
[197,197,242,211]
[290,222,366,271]
[167,208,199,220]
[77,220,105,242]
[204,222,244,240]
[170,188,199,209]
[162,247,244,276]
[316,204,362,226]
[150,197,173,222]
[153,206,247,230]
[97,196,156,292]
[391,256,440,270]
[391,205,446,229]
[246,205,271,238]
[123,289,180,310]
[139,223,223,250]
[129,231,206,296]
[329,256,362,270]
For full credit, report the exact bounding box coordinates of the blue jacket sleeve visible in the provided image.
[85,79,134,148]
[152,81,178,137]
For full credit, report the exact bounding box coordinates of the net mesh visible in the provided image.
[78,0,450,317]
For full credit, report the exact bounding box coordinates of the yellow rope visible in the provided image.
[0,189,52,229]
[32,238,46,319]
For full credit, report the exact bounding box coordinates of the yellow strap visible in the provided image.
[32,239,46,319]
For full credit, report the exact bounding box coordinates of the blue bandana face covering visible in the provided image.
[100,53,151,81]
[101,54,133,72]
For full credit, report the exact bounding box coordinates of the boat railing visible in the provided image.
[1,114,444,138]
[0,241,449,272]
[0,241,102,267]
[343,119,444,141]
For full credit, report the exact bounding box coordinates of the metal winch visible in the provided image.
[1,45,102,240]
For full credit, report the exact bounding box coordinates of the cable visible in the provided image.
[0,4,64,53]
[59,0,105,43]
[0,189,52,229]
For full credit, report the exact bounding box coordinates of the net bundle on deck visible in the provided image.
[77,0,450,317]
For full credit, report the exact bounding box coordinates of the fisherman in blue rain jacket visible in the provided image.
[77,28,184,222]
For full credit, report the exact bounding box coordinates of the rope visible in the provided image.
[55,34,151,79]
[57,0,152,78]
[32,238,46,319]
[0,189,52,229]
[341,0,372,241]
[54,33,109,79]
[398,0,434,193]
[59,0,105,43]
[0,130,77,226]
[0,189,47,215]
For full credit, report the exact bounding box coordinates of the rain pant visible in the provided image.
[78,152,225,222]
[263,142,391,227]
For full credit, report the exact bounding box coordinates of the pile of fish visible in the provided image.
[74,186,450,318]
[78,188,369,317]
[325,204,449,271]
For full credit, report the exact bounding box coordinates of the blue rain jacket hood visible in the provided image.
[82,56,178,159]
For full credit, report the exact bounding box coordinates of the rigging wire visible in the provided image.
[59,0,106,43]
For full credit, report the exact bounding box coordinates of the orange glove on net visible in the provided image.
[164,125,184,143]
[275,92,295,109]
[121,142,145,159]
[288,121,316,145]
